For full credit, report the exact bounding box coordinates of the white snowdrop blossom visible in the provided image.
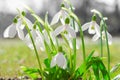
[50,52,67,69]
[92,31,112,45]
[3,19,24,40]
[50,10,68,25]
[24,29,45,51]
[102,31,112,45]
[53,24,76,38]
[3,17,33,40]
[82,21,100,35]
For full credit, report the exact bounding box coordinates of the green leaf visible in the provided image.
[86,50,95,62]
[21,66,40,79]
[92,62,100,80]
[44,58,50,68]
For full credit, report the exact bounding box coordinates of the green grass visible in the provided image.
[0,38,120,77]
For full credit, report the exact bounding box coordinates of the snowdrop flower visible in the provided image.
[3,19,24,40]
[50,52,67,69]
[3,16,33,40]
[53,18,76,39]
[101,31,112,45]
[50,10,68,25]
[82,21,100,35]
[92,31,112,45]
[53,24,76,38]
[24,29,45,51]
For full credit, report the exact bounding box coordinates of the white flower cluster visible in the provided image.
[3,8,112,69]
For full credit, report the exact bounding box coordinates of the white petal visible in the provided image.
[35,37,45,51]
[17,18,25,30]
[76,40,80,49]
[20,25,25,30]
[102,31,112,45]
[24,34,34,49]
[50,32,56,45]
[56,53,67,69]
[3,23,17,38]
[81,22,90,31]
[16,27,24,40]
[50,56,56,68]
[50,52,67,69]
[75,22,79,32]
[60,18,65,25]
[107,32,112,45]
[24,17,33,29]
[69,41,73,49]
[31,29,38,39]
[50,11,61,25]
[88,22,96,34]
[53,25,65,37]
[92,33,100,41]
[43,30,49,43]
[94,22,100,36]
[66,26,76,38]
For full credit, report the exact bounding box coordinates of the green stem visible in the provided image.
[71,19,76,72]
[62,6,86,73]
[22,16,44,79]
[100,22,103,57]
[78,23,86,62]
[102,19,110,74]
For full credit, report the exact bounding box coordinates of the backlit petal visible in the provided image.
[25,17,33,29]
[24,34,34,49]
[94,22,100,36]
[53,25,65,37]
[66,26,76,38]
[35,37,45,51]
[50,52,67,69]
[50,11,61,25]
[88,22,96,34]
[16,26,24,40]
[81,22,90,31]
[92,33,100,41]
[3,23,17,38]
[107,32,112,45]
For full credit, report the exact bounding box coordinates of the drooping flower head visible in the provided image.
[53,17,76,38]
[82,15,100,36]
[3,11,33,40]
[50,52,67,69]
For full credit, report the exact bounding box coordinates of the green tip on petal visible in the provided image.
[92,15,97,21]
[22,11,26,16]
[58,46,63,52]
[13,18,18,23]
[65,17,70,24]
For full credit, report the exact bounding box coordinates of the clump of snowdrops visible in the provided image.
[3,0,120,80]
